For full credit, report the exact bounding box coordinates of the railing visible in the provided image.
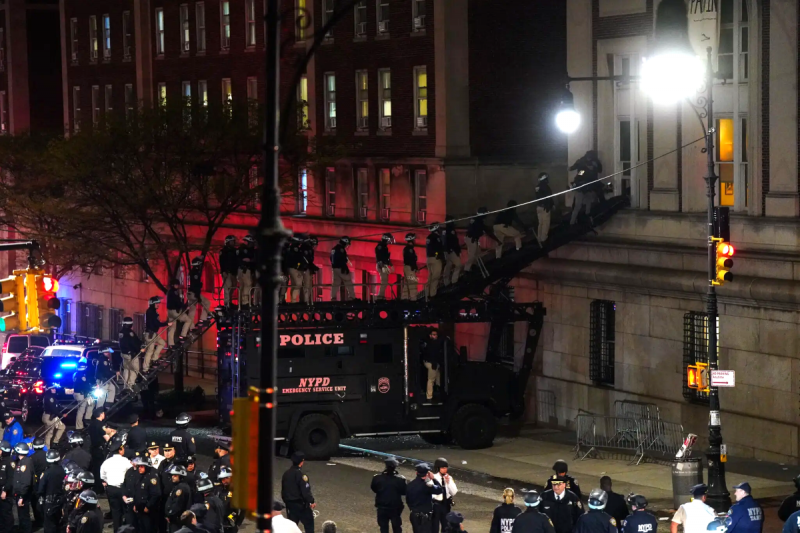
[574,412,684,465]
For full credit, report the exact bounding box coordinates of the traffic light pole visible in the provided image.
[701,47,731,512]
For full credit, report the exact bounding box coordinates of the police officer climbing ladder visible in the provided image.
[119,316,144,390]
[188,256,211,326]
[375,234,394,301]
[144,296,171,372]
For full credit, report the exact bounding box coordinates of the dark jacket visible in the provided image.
[146,305,168,334]
[189,265,203,299]
[466,214,487,240]
[0,455,13,494]
[300,243,318,272]
[37,463,66,505]
[426,232,445,260]
[570,154,603,186]
[75,507,105,533]
[620,511,657,533]
[207,453,231,483]
[545,475,583,501]
[604,491,628,526]
[573,510,617,533]
[166,287,186,312]
[12,455,34,501]
[403,244,418,270]
[165,481,192,521]
[219,246,238,275]
[128,468,161,511]
[780,493,800,522]
[421,337,444,369]
[281,465,314,505]
[170,428,197,461]
[202,493,226,533]
[536,181,554,211]
[330,244,349,272]
[492,503,523,533]
[237,244,255,272]
[31,449,47,483]
[286,240,304,271]
[119,325,142,354]
[371,469,407,510]
[541,489,583,533]
[727,495,764,533]
[43,388,60,415]
[375,243,391,265]
[126,426,148,456]
[405,476,442,513]
[444,224,461,255]
[495,207,523,228]
[72,370,93,396]
[64,447,91,471]
[511,508,555,533]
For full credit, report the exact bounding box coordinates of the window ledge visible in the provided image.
[180,52,190,58]
[353,35,367,42]
[102,57,111,63]
[123,56,131,62]
[411,29,426,37]
[196,50,206,56]
[323,130,336,136]
[220,49,230,55]
[322,37,334,45]
[376,33,390,40]
[376,129,392,136]
[155,54,164,60]
[355,130,369,136]
[412,129,428,136]
[245,46,256,52]
[294,41,305,48]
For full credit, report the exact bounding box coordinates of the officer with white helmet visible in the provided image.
[573,489,617,533]
[63,432,91,471]
[165,464,192,532]
[170,413,196,462]
[73,489,104,533]
[14,442,35,533]
[38,449,66,533]
[671,484,716,533]
[511,491,554,533]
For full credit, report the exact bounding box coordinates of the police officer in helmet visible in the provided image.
[63,432,91,471]
[402,233,419,300]
[371,457,406,533]
[425,223,445,298]
[375,234,394,301]
[170,413,197,462]
[30,437,47,529]
[37,448,66,533]
[780,475,800,522]
[119,316,144,390]
[42,383,65,449]
[165,464,192,532]
[73,489,104,533]
[541,477,583,533]
[196,474,225,533]
[144,296,170,372]
[330,236,355,301]
[621,495,656,533]
[126,456,160,533]
[281,451,315,533]
[546,460,583,501]
[572,489,617,533]
[491,488,522,533]
[299,236,320,304]
[14,442,35,533]
[511,491,554,533]
[0,440,14,529]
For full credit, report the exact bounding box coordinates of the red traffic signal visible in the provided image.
[718,243,734,257]
[41,276,59,293]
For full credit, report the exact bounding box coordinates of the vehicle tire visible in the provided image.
[293,413,341,460]
[420,433,453,445]
[451,404,497,450]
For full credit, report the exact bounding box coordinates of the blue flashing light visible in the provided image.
[60,363,77,369]
[53,373,62,379]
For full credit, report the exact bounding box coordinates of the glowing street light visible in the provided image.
[555,88,580,134]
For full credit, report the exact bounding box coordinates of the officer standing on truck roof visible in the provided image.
[546,460,583,501]
[219,236,239,308]
[237,235,256,307]
[425,223,444,298]
[330,237,355,302]
[443,216,462,287]
[371,457,406,533]
[281,452,316,533]
[406,463,442,533]
[402,233,419,300]
[375,234,394,301]
[299,236,319,304]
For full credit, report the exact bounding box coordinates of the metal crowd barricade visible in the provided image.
[574,413,684,465]
[614,399,661,420]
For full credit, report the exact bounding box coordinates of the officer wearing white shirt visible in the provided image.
[432,458,458,533]
[101,442,133,533]
[273,500,303,533]
[671,484,716,533]
[147,442,165,469]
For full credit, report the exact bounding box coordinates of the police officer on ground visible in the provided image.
[371,457,406,533]
[87,408,111,494]
[127,456,161,533]
[148,441,166,469]
[167,279,190,346]
[330,236,355,301]
[599,477,627,526]
[2,412,22,449]
[402,233,419,300]
[443,216,462,287]
[126,414,148,459]
[781,476,800,522]
[165,464,193,532]
[74,489,104,533]
[72,359,94,430]
[170,413,196,463]
[546,460,583,501]
[13,442,34,533]
[299,236,319,304]
[620,495,656,533]
[208,442,231,485]
[541,477,583,533]
[492,488,522,533]
[30,437,47,529]
[727,482,763,533]
[375,234,394,301]
[445,512,467,533]
[670,484,715,533]
[511,490,553,533]
[573,489,617,533]
[535,173,554,243]
[100,440,131,532]
[144,296,171,372]
[42,384,65,449]
[406,463,443,533]
[432,457,457,533]
[119,316,145,390]
[188,256,211,327]
[37,449,65,533]
[215,466,242,533]
[464,207,500,273]
[425,223,445,298]
[196,474,225,533]
[281,451,315,533]
[237,235,256,307]
[219,235,239,308]
[0,441,14,530]
[64,432,91,471]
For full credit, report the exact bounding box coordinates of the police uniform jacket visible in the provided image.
[167,287,186,312]
[170,428,197,461]
[165,481,192,521]
[405,476,442,513]
[604,491,629,525]
[541,489,583,533]
[286,240,303,271]
[782,511,800,533]
[43,388,60,416]
[12,455,34,501]
[76,508,104,533]
[370,470,407,510]
[202,494,226,533]
[72,369,93,396]
[779,493,800,522]
[375,243,391,265]
[495,207,522,228]
[127,468,160,510]
[403,245,418,270]
[31,449,47,483]
[727,495,764,533]
[535,182,554,211]
[219,246,239,276]
[511,508,554,533]
[0,454,15,493]
[426,232,444,260]
[444,225,461,255]
[281,465,314,506]
[64,447,91,471]
[95,357,114,382]
[545,475,583,501]
[237,244,255,273]
[330,244,349,272]
[300,243,318,272]
[466,215,488,240]
[189,265,203,299]
[2,421,22,448]
[491,503,522,533]
[88,418,108,451]
[175,525,210,533]
[119,325,142,354]
[573,509,617,533]
[37,463,66,505]
[159,458,176,494]
[621,511,657,533]
[126,426,148,456]
[421,338,444,368]
[208,453,230,483]
[145,306,169,334]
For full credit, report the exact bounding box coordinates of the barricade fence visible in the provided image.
[574,413,684,465]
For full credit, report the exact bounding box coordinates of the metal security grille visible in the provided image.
[683,311,710,404]
[589,300,615,385]
[108,308,123,340]
[133,313,145,338]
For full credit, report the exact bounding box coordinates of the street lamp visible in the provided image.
[555,87,580,134]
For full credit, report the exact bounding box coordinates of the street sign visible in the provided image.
[711,370,735,387]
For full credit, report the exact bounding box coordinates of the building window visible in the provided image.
[70,18,79,63]
[589,300,615,386]
[715,117,748,208]
[414,66,427,129]
[0,92,7,134]
[104,85,113,114]
[295,0,306,41]
[298,75,309,129]
[246,77,258,101]
[355,168,368,218]
[378,69,391,130]
[180,4,190,53]
[158,83,167,106]
[414,169,426,223]
[324,73,336,131]
[196,2,206,52]
[102,14,111,59]
[354,1,367,36]
[89,16,98,61]
[198,80,208,107]
[377,0,389,33]
[356,70,368,131]
[221,1,231,50]
[155,8,165,56]
[182,81,192,100]
[379,168,390,220]
[297,168,308,214]
[92,86,101,126]
[222,78,232,105]
[718,0,748,81]
[124,84,135,116]
[325,167,336,216]
[123,11,132,59]
[72,87,81,132]
[412,0,426,31]
[323,0,334,37]
[683,311,711,404]
[246,0,257,47]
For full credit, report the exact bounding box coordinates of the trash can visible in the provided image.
[672,458,704,509]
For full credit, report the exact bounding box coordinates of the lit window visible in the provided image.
[158,83,167,106]
[70,18,79,62]
[155,8,165,56]
[221,1,231,50]
[182,81,192,102]
[102,14,111,59]
[323,0,334,37]
[715,118,747,208]
[324,73,336,131]
[298,75,309,129]
[180,4,190,53]
[412,0,426,31]
[0,91,7,134]
[325,167,336,216]
[122,11,132,59]
[297,168,308,214]
[295,0,306,41]
[414,169,427,223]
[378,69,391,130]
[222,78,232,105]
[356,168,368,218]
[377,0,389,33]
[354,1,367,36]
[414,66,427,129]
[196,2,206,52]
[356,70,368,131]
[379,168,390,219]
[246,0,257,47]
[92,86,101,126]
[89,16,98,61]
[124,84,135,116]
[718,0,748,81]
[198,80,208,107]
[72,87,81,132]
[105,85,113,114]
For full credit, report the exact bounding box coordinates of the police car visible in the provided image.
[0,352,82,422]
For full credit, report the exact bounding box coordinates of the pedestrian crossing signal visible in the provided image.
[687,363,709,392]
[713,238,734,286]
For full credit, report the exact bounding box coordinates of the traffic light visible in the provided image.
[687,362,709,391]
[0,275,26,332]
[34,273,61,330]
[713,238,734,286]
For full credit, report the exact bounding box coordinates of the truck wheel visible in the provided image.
[452,404,497,449]
[293,413,341,459]
[420,433,452,445]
